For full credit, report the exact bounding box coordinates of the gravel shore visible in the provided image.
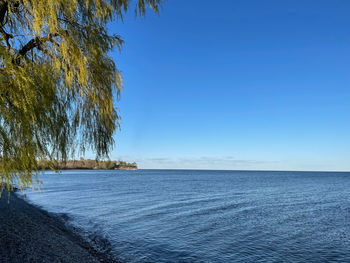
[0,190,119,263]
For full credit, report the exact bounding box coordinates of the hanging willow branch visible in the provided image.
[0,0,161,191]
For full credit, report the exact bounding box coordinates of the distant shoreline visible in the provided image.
[0,190,120,263]
[38,159,138,171]
[42,167,138,171]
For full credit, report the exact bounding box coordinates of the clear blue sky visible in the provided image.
[100,0,350,171]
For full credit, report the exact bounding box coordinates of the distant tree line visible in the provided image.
[38,159,138,170]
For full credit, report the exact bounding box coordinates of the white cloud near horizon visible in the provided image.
[112,155,349,172]
[116,155,278,170]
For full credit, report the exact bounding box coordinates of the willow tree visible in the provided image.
[0,0,160,190]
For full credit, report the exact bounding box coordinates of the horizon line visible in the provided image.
[138,168,350,173]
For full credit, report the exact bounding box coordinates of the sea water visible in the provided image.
[23,170,350,262]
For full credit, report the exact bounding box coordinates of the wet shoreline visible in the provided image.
[0,190,119,263]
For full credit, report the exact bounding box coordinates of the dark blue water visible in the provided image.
[23,170,350,262]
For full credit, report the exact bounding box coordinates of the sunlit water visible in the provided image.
[23,170,350,262]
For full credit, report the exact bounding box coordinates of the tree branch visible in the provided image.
[18,33,59,57]
[0,1,7,26]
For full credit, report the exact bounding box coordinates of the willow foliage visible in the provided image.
[0,0,160,191]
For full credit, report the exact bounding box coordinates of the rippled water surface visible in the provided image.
[24,170,350,262]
